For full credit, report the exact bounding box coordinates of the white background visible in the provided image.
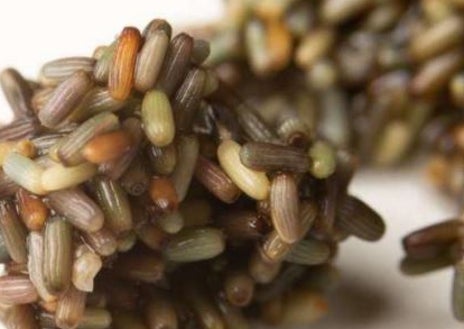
[0,1,461,328]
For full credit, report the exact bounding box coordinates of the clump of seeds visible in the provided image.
[0,14,385,329]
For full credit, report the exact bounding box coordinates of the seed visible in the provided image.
[336,195,385,241]
[82,227,117,257]
[47,188,104,233]
[192,39,211,65]
[400,255,454,276]
[195,155,241,203]
[27,232,56,303]
[249,248,282,284]
[218,210,268,240]
[411,49,464,97]
[38,71,92,128]
[0,68,33,119]
[72,245,102,292]
[149,176,179,212]
[0,169,19,198]
[402,219,464,254]
[299,201,318,239]
[40,57,95,86]
[235,104,279,143]
[295,28,334,69]
[410,16,464,62]
[240,142,309,173]
[144,294,178,329]
[43,217,73,295]
[270,173,300,244]
[113,252,165,283]
[120,154,150,196]
[93,41,116,83]
[136,221,168,251]
[308,140,336,179]
[373,121,412,166]
[82,130,132,164]
[67,87,128,124]
[41,162,97,191]
[55,286,87,329]
[58,112,119,166]
[109,27,142,101]
[165,228,225,262]
[218,139,270,200]
[171,135,199,201]
[3,153,45,195]
[78,308,112,329]
[158,210,184,234]
[147,144,177,175]
[0,275,38,305]
[93,176,133,235]
[0,139,35,165]
[172,68,206,133]
[224,270,255,307]
[245,19,271,75]
[0,305,38,329]
[320,0,372,24]
[216,296,250,329]
[261,230,293,263]
[156,33,194,96]
[143,19,172,40]
[134,29,170,92]
[99,117,142,180]
[285,239,331,265]
[0,117,41,141]
[0,200,28,263]
[141,90,175,147]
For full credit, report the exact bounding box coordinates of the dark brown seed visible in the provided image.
[47,188,104,233]
[195,155,241,204]
[172,68,206,132]
[403,219,464,253]
[82,227,118,257]
[0,117,41,141]
[0,200,28,263]
[218,210,268,240]
[38,71,92,128]
[0,68,33,119]
[156,33,194,96]
[109,27,142,101]
[113,252,165,283]
[0,275,38,304]
[240,142,310,172]
[270,174,300,244]
[336,195,385,241]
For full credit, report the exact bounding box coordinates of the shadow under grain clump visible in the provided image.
[312,274,394,329]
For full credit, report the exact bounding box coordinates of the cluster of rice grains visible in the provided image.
[0,12,388,329]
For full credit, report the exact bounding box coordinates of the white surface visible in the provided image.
[0,1,461,328]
